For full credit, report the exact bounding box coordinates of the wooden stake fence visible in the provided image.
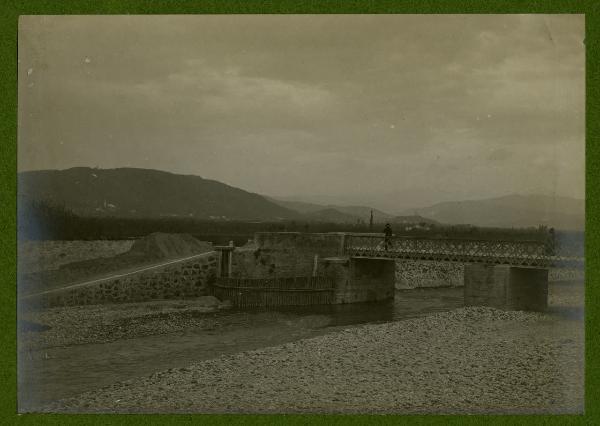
[212,276,335,308]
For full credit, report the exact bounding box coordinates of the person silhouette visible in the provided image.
[383,223,393,250]
[547,227,556,256]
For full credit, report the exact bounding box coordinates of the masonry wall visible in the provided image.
[231,232,345,279]
[506,267,548,311]
[464,264,510,309]
[395,260,581,290]
[464,264,548,311]
[548,267,585,282]
[322,257,395,304]
[22,251,218,309]
[395,260,463,289]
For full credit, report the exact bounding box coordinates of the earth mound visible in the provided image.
[125,233,213,261]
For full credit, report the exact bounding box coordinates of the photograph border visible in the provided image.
[1,1,597,424]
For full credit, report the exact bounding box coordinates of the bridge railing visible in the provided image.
[342,234,578,267]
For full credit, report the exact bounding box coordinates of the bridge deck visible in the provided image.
[343,235,583,268]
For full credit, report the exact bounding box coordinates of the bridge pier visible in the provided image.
[464,264,548,312]
[322,257,395,304]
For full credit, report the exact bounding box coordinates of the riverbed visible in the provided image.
[19,282,583,413]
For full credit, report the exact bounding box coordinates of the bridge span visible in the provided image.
[341,233,583,268]
[216,232,584,312]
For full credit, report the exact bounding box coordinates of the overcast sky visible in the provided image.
[18,14,584,210]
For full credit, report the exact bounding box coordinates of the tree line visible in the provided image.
[19,198,575,246]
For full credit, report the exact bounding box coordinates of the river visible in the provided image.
[18,283,581,411]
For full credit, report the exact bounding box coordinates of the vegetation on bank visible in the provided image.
[18,199,582,250]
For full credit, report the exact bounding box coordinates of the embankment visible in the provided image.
[20,233,218,309]
[21,252,218,309]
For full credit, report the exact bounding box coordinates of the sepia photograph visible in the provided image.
[17,14,584,414]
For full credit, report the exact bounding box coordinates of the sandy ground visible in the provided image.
[36,302,584,414]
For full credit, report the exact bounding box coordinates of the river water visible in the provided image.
[19,284,580,411]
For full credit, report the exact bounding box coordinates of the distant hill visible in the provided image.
[19,167,297,221]
[267,196,393,222]
[402,194,584,230]
[301,208,361,224]
[20,168,582,230]
[334,205,394,222]
[391,215,441,226]
[264,198,325,214]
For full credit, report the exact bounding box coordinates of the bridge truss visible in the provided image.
[342,234,583,268]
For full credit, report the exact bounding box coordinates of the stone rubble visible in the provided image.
[19,298,230,351]
[37,306,583,414]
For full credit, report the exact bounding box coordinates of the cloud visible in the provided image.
[487,148,512,162]
[18,14,585,208]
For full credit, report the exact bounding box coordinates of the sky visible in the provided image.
[18,14,585,211]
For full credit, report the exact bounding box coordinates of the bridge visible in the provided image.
[341,234,583,268]
[217,232,584,312]
[22,232,583,311]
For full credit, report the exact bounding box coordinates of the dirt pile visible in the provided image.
[125,233,213,261]
[18,240,134,274]
[60,233,213,271]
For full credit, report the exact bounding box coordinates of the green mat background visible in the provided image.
[1,1,597,424]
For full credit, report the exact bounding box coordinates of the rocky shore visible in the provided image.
[18,297,230,351]
[38,306,583,414]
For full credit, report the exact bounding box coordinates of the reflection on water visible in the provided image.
[267,286,465,327]
[19,284,581,411]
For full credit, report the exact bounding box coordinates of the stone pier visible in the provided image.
[464,264,549,312]
[322,257,395,304]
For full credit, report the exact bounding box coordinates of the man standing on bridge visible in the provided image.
[546,227,556,256]
[383,223,393,250]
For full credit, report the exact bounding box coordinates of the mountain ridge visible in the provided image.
[266,196,394,222]
[402,194,584,230]
[18,167,584,229]
[18,167,297,221]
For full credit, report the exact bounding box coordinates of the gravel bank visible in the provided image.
[18,298,230,351]
[39,306,583,414]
